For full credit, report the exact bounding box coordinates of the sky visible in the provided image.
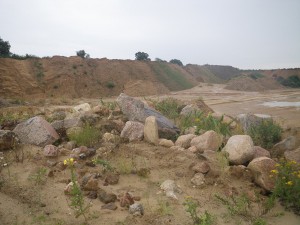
[0,0,299,69]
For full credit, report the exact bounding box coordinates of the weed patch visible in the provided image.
[184,197,215,225]
[270,160,300,213]
[67,124,100,147]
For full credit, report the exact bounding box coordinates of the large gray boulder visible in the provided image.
[117,93,180,138]
[222,135,254,165]
[120,121,144,142]
[13,116,59,147]
[0,130,19,150]
[236,113,272,133]
[247,157,276,191]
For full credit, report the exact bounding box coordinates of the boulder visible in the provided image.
[253,146,271,159]
[0,130,19,150]
[101,202,118,210]
[102,133,119,143]
[51,118,83,131]
[222,135,254,165]
[51,111,66,121]
[192,161,210,174]
[180,104,200,116]
[180,101,213,116]
[119,192,135,207]
[236,113,272,133]
[120,121,144,141]
[158,139,174,148]
[160,180,182,200]
[43,145,59,157]
[73,103,91,112]
[284,147,300,163]
[190,130,223,152]
[98,189,117,204]
[271,136,296,158]
[13,116,59,147]
[191,173,205,187]
[144,116,159,145]
[247,157,276,191]
[175,134,196,149]
[116,93,179,135]
[129,203,144,216]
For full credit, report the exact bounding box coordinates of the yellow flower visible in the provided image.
[271,170,278,174]
[70,158,74,163]
[64,159,67,165]
[275,163,280,167]
[286,181,293,186]
[195,118,200,122]
[290,160,296,164]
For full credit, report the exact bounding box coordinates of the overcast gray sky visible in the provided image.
[1,0,299,69]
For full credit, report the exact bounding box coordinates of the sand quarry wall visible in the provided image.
[0,56,199,99]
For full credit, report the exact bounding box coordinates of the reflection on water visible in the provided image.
[262,101,300,107]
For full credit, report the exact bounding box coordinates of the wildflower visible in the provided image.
[275,163,280,167]
[286,181,293,186]
[70,158,74,163]
[271,169,278,174]
[290,160,296,165]
[64,159,67,165]
[195,118,200,122]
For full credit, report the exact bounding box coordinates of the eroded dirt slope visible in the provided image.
[0,57,198,99]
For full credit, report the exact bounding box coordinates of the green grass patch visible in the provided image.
[67,125,101,147]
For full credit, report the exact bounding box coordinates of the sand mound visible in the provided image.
[225,76,283,92]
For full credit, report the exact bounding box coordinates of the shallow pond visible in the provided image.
[261,101,300,107]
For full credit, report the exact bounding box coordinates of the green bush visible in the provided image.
[194,113,231,137]
[106,81,115,89]
[279,75,300,88]
[248,120,282,149]
[270,160,300,213]
[68,125,101,147]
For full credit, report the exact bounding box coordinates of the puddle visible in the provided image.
[261,101,300,107]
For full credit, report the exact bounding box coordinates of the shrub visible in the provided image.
[279,75,300,88]
[105,81,115,89]
[194,113,232,137]
[151,98,181,120]
[67,125,100,147]
[249,72,264,80]
[270,160,300,213]
[248,120,282,149]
